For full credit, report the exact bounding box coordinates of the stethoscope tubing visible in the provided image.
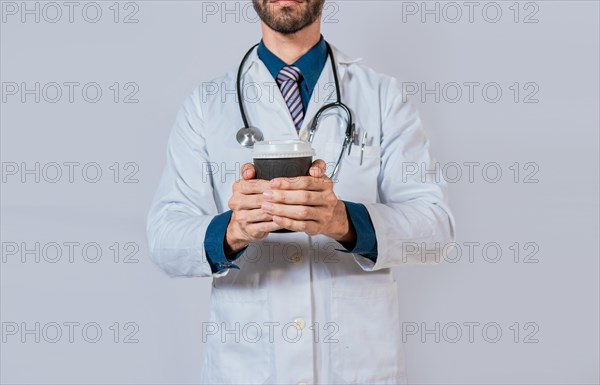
[236,41,355,180]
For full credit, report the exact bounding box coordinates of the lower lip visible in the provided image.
[273,0,300,6]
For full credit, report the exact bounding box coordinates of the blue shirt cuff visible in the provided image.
[204,211,246,273]
[337,201,378,262]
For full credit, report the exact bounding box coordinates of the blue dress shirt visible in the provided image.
[204,37,378,273]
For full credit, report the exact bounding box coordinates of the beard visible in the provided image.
[252,0,325,35]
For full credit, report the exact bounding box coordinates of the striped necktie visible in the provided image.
[276,65,304,132]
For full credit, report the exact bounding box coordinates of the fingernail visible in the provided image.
[270,179,280,187]
[262,202,273,211]
[263,190,273,199]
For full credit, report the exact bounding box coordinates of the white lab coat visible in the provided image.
[147,44,455,385]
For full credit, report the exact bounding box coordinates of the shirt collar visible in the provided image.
[257,35,328,91]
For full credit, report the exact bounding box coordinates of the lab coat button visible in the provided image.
[293,318,306,330]
[290,253,303,264]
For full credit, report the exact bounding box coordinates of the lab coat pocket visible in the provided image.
[330,282,404,384]
[202,288,272,384]
[323,141,381,203]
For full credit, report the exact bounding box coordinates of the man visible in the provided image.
[147,0,455,383]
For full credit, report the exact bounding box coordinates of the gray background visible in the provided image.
[1,0,599,383]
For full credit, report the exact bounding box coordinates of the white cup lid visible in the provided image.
[252,140,315,159]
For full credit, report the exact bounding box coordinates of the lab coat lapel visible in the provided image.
[300,44,360,153]
[302,43,359,127]
[300,57,336,136]
[241,48,299,140]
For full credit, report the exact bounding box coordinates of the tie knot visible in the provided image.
[277,65,302,83]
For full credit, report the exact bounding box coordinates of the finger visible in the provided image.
[272,215,319,235]
[234,179,272,194]
[309,159,327,178]
[241,163,256,180]
[269,175,332,191]
[238,209,274,223]
[261,202,320,221]
[262,189,323,206]
[229,194,263,211]
[245,221,283,239]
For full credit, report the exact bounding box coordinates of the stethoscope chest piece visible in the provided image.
[236,126,264,148]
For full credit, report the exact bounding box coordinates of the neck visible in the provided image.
[261,20,321,64]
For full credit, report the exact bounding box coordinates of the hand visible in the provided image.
[261,159,357,243]
[225,163,282,254]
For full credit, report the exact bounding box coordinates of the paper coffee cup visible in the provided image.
[252,140,315,181]
[253,140,315,234]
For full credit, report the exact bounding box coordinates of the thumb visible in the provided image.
[309,159,326,178]
[241,163,256,180]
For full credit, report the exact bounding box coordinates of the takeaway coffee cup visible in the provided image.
[253,140,315,233]
[252,140,316,181]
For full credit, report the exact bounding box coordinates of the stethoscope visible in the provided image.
[236,41,355,179]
